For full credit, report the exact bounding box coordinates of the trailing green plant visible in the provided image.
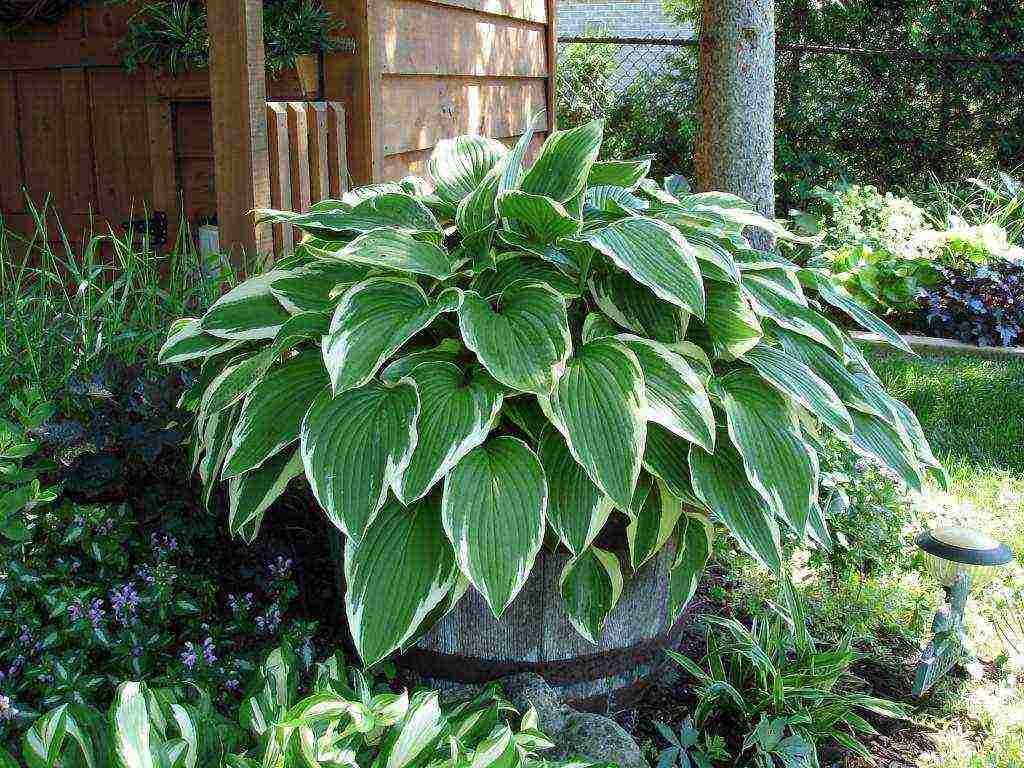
[162,117,945,670]
[4,643,609,768]
[0,390,61,544]
[668,583,905,767]
[653,717,728,768]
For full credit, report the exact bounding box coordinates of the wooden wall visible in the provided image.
[370,0,556,181]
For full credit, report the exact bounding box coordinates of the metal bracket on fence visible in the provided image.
[122,211,168,248]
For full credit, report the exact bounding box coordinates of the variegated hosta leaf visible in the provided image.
[586,156,652,189]
[458,283,571,395]
[626,476,684,571]
[842,410,925,491]
[455,161,504,237]
[301,380,419,542]
[743,273,844,355]
[520,120,604,203]
[200,273,292,341]
[379,691,446,768]
[581,312,621,343]
[741,343,853,436]
[111,683,155,768]
[400,575,470,654]
[695,280,763,359]
[323,278,460,394]
[23,703,97,768]
[498,109,546,195]
[559,546,623,645]
[159,318,239,364]
[678,227,742,284]
[547,338,647,511]
[221,351,329,479]
[643,423,707,509]
[537,427,613,557]
[269,262,373,314]
[267,312,330,359]
[804,272,914,354]
[228,448,304,543]
[496,191,580,244]
[583,217,705,317]
[441,436,547,618]
[588,270,689,344]
[199,351,270,419]
[584,186,648,217]
[394,362,505,504]
[260,193,440,239]
[429,135,509,203]
[322,229,454,279]
[345,497,458,667]
[615,335,714,452]
[689,438,783,574]
[888,397,948,489]
[716,371,818,537]
[380,339,463,383]
[470,255,581,299]
[669,513,713,622]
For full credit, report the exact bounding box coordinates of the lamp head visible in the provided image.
[916,526,1013,589]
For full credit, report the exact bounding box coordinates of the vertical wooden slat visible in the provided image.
[322,0,371,186]
[0,72,23,214]
[207,0,273,264]
[544,0,557,131]
[286,102,312,213]
[326,102,350,196]
[305,102,330,204]
[61,68,94,214]
[266,102,294,255]
[366,0,386,181]
[145,74,178,246]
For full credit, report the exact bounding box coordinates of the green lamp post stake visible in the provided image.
[912,526,1013,697]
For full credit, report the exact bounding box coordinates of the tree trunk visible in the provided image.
[694,0,776,247]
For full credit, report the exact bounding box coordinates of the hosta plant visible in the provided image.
[161,118,945,668]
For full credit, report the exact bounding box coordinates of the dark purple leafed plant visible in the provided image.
[919,261,1024,347]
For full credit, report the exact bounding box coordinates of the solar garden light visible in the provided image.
[912,526,1014,696]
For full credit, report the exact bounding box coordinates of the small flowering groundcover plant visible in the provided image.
[918,259,1024,347]
[5,643,613,768]
[163,119,944,669]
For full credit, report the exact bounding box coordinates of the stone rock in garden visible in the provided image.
[499,672,648,768]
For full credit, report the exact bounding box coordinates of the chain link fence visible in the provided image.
[556,36,1024,205]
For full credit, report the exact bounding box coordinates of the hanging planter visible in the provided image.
[0,0,77,29]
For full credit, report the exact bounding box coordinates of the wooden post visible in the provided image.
[207,0,273,266]
[545,0,558,132]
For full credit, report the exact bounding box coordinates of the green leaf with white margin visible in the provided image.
[323,278,460,394]
[806,272,914,354]
[547,338,646,511]
[841,410,924,491]
[497,109,546,196]
[395,362,505,504]
[616,335,714,452]
[587,156,652,189]
[689,438,783,574]
[537,427,614,557]
[301,379,419,541]
[458,282,571,395]
[588,270,688,344]
[260,193,440,238]
[741,343,853,435]
[380,339,463,383]
[228,448,304,543]
[559,547,623,645]
[269,262,373,314]
[677,227,742,284]
[266,312,330,360]
[441,436,547,618]
[429,136,509,203]
[323,229,453,279]
[379,691,446,768]
[679,195,817,243]
[199,351,271,418]
[520,120,603,202]
[582,217,705,316]
[23,704,96,768]
[887,397,948,490]
[643,424,708,509]
[715,371,818,536]
[399,575,470,654]
[111,683,156,768]
[220,352,328,479]
[669,513,713,621]
[200,272,293,341]
[694,281,763,359]
[345,498,458,668]
[581,312,620,343]
[496,191,580,244]
[159,318,239,364]
[470,255,581,299]
[626,477,684,571]
[743,273,844,356]
[455,161,503,237]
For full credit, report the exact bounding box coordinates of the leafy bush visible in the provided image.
[919,259,1024,347]
[165,120,943,671]
[669,584,904,766]
[3,644,606,768]
[0,391,61,543]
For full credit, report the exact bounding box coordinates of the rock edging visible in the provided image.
[852,331,1024,360]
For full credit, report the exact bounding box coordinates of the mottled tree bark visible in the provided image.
[695,0,775,248]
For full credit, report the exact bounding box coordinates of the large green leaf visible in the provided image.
[643,423,707,508]
[228,448,304,543]
[322,278,459,394]
[716,371,818,536]
[159,318,239,364]
[537,427,613,556]
[441,437,547,617]
[200,273,292,341]
[696,281,763,359]
[458,283,571,395]
[808,274,914,354]
[221,351,328,478]
[324,229,453,279]
[842,410,924,491]
[587,156,652,189]
[626,476,684,571]
[520,120,603,202]
[582,217,705,316]
[395,362,504,504]
[559,547,623,645]
[199,351,270,418]
[429,136,509,203]
[455,162,503,237]
[268,262,372,314]
[740,343,853,435]
[301,380,419,541]
[547,338,646,510]
[689,439,782,574]
[111,683,156,768]
[616,335,714,451]
[380,339,463,383]
[470,255,580,299]
[743,273,843,355]
[677,227,742,284]
[669,513,713,621]
[345,497,458,667]
[380,691,446,768]
[496,192,580,244]
[588,270,688,344]
[260,193,440,239]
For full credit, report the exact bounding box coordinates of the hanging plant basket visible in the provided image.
[0,0,76,29]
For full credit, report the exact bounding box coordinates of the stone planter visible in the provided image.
[400,540,688,713]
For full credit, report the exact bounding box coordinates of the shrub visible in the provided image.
[164,120,943,670]
[919,259,1024,347]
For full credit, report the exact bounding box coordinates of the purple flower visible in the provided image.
[151,533,178,558]
[255,605,282,634]
[0,695,17,721]
[110,583,140,620]
[201,638,216,665]
[87,598,105,625]
[268,556,293,580]
[180,643,198,670]
[68,600,85,621]
[228,592,254,614]
[131,645,144,659]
